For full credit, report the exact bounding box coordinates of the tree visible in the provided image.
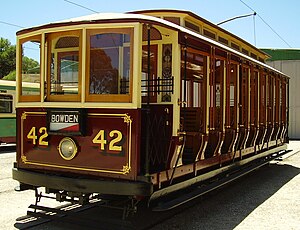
[22,56,40,74]
[3,70,16,81]
[0,37,16,79]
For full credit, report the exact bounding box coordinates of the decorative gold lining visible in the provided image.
[20,111,133,175]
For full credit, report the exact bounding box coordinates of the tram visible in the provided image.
[0,80,38,146]
[0,80,16,145]
[12,10,289,211]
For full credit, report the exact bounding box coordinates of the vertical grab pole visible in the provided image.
[287,78,289,142]
[170,36,188,185]
[145,24,151,178]
[183,36,187,130]
[147,25,151,106]
[184,38,187,104]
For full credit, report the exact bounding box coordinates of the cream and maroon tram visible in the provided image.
[13,10,289,209]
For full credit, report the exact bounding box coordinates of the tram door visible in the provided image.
[141,45,173,173]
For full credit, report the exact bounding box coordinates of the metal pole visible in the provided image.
[145,24,151,177]
[217,12,256,26]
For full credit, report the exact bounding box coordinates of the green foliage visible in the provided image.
[22,56,40,74]
[3,70,16,81]
[0,37,16,79]
[0,37,40,80]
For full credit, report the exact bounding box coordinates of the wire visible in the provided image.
[1,1,97,29]
[63,0,98,13]
[239,0,292,48]
[0,20,24,28]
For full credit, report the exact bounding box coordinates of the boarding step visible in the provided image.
[152,149,287,211]
[27,204,69,219]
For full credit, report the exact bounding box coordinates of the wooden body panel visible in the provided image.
[16,108,141,180]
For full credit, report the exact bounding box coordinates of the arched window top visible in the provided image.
[142,25,162,41]
[55,36,79,49]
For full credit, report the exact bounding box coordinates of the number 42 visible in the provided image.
[92,130,123,152]
[27,127,49,146]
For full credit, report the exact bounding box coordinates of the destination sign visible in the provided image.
[48,109,85,135]
[51,114,79,123]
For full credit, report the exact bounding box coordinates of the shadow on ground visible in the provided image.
[14,162,300,230]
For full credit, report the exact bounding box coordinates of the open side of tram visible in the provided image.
[12,10,289,208]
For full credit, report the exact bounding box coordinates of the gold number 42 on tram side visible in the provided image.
[27,127,49,146]
[92,129,123,152]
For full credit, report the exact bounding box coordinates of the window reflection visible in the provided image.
[21,38,41,97]
[89,32,131,95]
[0,95,12,113]
[49,36,79,96]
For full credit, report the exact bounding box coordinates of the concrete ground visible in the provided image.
[0,141,299,229]
[151,141,300,230]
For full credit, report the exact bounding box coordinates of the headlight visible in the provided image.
[58,137,78,160]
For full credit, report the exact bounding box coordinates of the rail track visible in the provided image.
[14,148,293,230]
[0,143,16,152]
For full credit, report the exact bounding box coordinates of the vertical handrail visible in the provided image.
[144,24,151,178]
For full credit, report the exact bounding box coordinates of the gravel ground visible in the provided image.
[1,141,299,230]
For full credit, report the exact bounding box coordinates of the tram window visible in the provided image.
[48,34,80,98]
[19,35,41,101]
[181,49,206,108]
[0,95,12,113]
[142,45,158,103]
[86,29,132,102]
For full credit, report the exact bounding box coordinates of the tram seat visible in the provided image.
[246,125,257,148]
[234,126,249,151]
[181,107,204,164]
[221,127,236,154]
[255,124,266,146]
[271,123,280,141]
[277,123,286,144]
[181,107,202,132]
[263,124,273,143]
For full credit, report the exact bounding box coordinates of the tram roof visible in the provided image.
[16,10,289,78]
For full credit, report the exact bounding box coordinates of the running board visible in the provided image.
[152,148,287,211]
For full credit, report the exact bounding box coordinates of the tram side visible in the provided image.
[0,80,39,146]
[0,80,16,145]
[12,11,289,210]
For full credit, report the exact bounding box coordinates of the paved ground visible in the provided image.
[1,142,300,229]
[0,151,67,229]
[151,141,300,230]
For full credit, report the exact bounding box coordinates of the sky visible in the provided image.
[0,0,299,49]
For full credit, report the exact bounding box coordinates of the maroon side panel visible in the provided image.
[16,107,141,180]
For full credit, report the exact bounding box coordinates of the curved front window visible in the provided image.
[18,27,134,104]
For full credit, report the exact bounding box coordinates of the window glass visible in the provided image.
[20,37,41,99]
[0,94,12,113]
[88,32,131,96]
[50,36,79,95]
[142,45,157,102]
[181,49,205,107]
